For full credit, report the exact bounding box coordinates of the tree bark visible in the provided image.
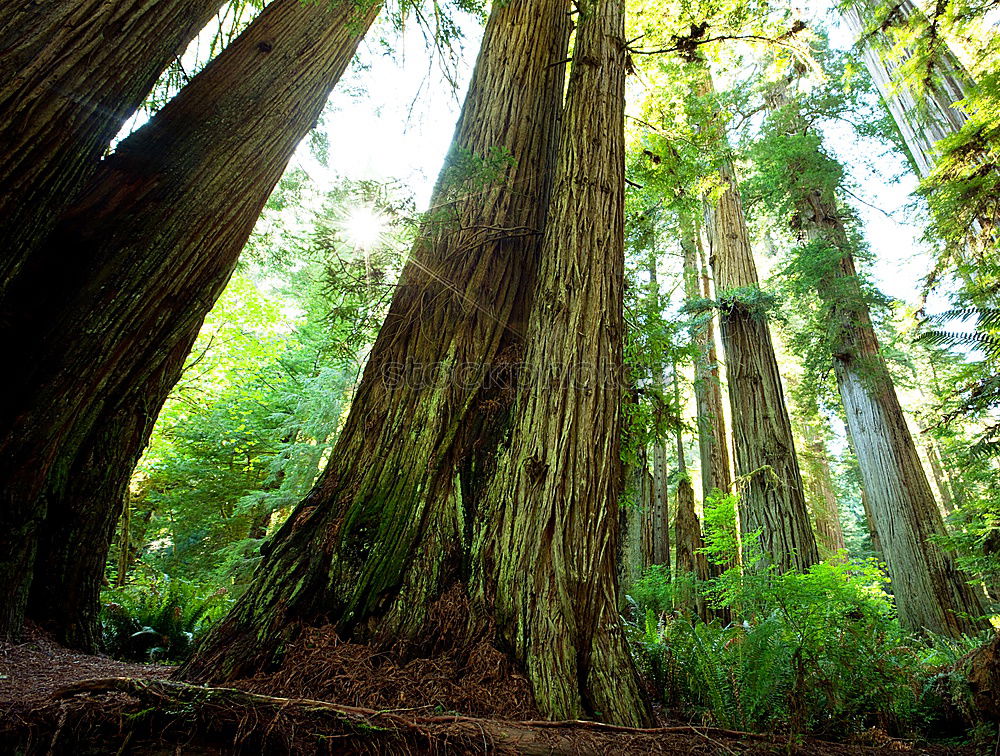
[649,443,671,566]
[620,454,649,588]
[839,0,970,179]
[923,437,955,513]
[0,0,226,293]
[472,0,649,722]
[825,240,987,634]
[681,211,732,498]
[0,0,381,644]
[773,89,989,633]
[180,0,573,692]
[705,160,819,573]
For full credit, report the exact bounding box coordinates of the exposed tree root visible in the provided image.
[0,676,973,755]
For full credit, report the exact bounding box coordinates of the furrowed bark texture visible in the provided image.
[0,0,380,644]
[796,185,988,634]
[0,0,225,291]
[706,162,818,573]
[840,0,970,178]
[472,0,650,724]
[681,212,732,498]
[180,0,573,682]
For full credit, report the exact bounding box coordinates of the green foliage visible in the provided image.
[700,489,741,565]
[626,554,972,736]
[100,574,233,662]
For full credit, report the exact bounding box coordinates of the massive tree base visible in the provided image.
[3,677,970,756]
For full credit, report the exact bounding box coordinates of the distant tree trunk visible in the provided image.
[705,160,819,573]
[180,0,573,695]
[797,411,847,555]
[923,437,955,513]
[620,453,649,588]
[672,360,709,619]
[681,211,732,498]
[645,255,671,569]
[472,0,649,720]
[639,461,657,568]
[0,0,226,293]
[0,0,381,646]
[115,491,132,589]
[839,0,970,179]
[775,94,989,633]
[649,444,671,566]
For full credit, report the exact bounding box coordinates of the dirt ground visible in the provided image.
[0,625,982,755]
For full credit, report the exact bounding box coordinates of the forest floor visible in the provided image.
[0,625,981,755]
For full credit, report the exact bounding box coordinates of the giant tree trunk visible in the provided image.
[0,0,227,293]
[681,211,732,498]
[0,0,381,644]
[471,0,649,722]
[705,161,819,572]
[180,0,573,688]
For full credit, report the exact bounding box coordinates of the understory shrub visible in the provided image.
[626,549,992,738]
[100,574,233,662]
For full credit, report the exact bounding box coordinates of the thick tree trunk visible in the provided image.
[839,0,970,179]
[681,211,732,498]
[705,161,818,573]
[0,0,226,292]
[472,0,649,722]
[180,0,573,688]
[0,0,381,644]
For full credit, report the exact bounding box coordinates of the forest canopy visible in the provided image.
[1,0,999,751]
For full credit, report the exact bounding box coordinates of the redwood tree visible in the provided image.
[681,210,732,497]
[0,0,382,645]
[0,0,227,293]
[472,0,649,720]
[181,0,573,689]
[705,160,819,572]
[761,82,988,635]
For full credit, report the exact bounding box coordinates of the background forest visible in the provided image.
[1,0,999,749]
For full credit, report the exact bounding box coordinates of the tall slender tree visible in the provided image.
[181,0,573,690]
[791,395,847,555]
[681,210,732,497]
[760,77,988,634]
[646,254,672,568]
[0,0,383,645]
[0,0,228,292]
[705,158,819,571]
